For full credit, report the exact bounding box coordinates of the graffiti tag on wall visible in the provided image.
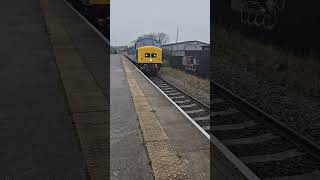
[182,56,199,72]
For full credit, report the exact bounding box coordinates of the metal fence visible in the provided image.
[164,50,210,79]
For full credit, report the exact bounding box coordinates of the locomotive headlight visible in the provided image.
[150,59,152,62]
[151,53,157,58]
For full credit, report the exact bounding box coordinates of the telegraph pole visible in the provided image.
[176,26,179,43]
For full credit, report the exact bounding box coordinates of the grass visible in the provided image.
[159,67,210,94]
[213,24,320,97]
[161,59,170,67]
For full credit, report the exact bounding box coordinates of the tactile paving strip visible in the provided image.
[141,125,170,142]
[152,156,191,180]
[145,140,176,159]
[134,100,153,112]
[122,57,191,180]
[137,111,162,130]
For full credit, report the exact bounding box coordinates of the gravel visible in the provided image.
[213,56,320,144]
[158,73,210,107]
[248,155,320,178]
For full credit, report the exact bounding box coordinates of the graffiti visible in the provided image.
[182,56,199,72]
[239,0,286,30]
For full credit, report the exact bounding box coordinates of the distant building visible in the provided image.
[201,45,210,51]
[161,40,209,56]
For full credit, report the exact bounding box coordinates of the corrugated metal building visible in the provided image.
[161,40,209,56]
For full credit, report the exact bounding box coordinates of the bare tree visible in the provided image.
[136,32,170,45]
[155,32,170,45]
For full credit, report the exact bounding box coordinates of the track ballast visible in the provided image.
[211,81,320,179]
[150,73,320,179]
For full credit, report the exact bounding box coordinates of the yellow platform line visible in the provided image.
[122,57,191,180]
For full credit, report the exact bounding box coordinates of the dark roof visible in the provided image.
[137,36,159,43]
[161,40,209,47]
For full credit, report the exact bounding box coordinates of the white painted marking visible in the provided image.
[121,55,210,140]
[64,3,258,178]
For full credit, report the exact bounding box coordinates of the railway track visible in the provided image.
[150,76,211,132]
[146,70,320,179]
[66,1,320,175]
[130,58,320,178]
[211,81,320,179]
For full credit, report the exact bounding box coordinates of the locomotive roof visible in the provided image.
[137,37,160,43]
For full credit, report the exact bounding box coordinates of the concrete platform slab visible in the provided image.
[146,96,172,107]
[162,122,209,153]
[110,54,153,180]
[110,130,154,179]
[181,149,210,180]
[121,55,210,179]
[41,0,110,179]
[0,0,90,179]
[123,54,261,180]
[153,106,185,126]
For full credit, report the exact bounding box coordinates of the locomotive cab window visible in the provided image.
[151,53,157,58]
[145,53,151,57]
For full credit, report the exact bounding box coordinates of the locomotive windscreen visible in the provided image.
[136,38,160,48]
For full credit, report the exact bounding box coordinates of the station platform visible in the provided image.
[1,0,109,179]
[2,0,242,179]
[111,54,211,179]
[110,55,153,179]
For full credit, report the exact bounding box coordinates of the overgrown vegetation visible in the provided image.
[161,49,170,67]
[159,67,210,94]
[213,24,320,98]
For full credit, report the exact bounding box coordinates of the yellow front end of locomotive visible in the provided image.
[137,46,162,64]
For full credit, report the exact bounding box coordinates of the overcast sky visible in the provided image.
[110,0,210,46]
